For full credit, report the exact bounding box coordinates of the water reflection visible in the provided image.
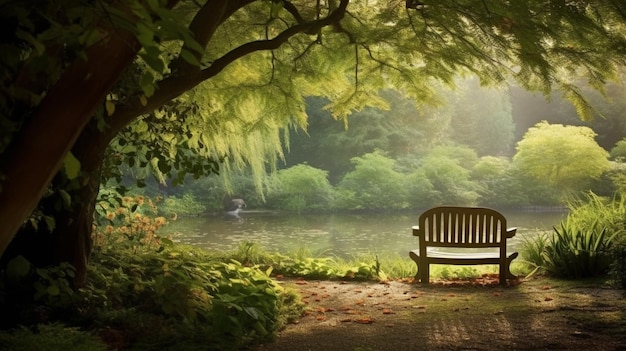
[161,210,567,258]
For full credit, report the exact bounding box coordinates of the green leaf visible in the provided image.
[43,215,56,232]
[179,48,201,67]
[140,72,155,97]
[59,189,71,207]
[63,152,81,179]
[47,285,61,296]
[6,256,31,281]
[105,100,116,116]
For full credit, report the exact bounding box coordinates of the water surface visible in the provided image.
[162,210,567,257]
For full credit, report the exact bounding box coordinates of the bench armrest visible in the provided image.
[506,227,517,238]
[412,225,420,236]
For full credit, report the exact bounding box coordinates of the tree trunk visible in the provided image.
[0,29,139,263]
[2,122,110,287]
[55,124,109,286]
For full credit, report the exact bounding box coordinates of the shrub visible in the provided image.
[541,221,616,278]
[0,323,107,351]
[0,256,77,328]
[336,151,408,211]
[265,164,334,212]
[87,206,303,350]
[158,193,207,217]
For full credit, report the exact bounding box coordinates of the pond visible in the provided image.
[162,209,568,258]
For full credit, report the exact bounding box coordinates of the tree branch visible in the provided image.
[170,0,256,74]
[108,0,350,136]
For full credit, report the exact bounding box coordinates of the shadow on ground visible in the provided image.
[249,277,626,351]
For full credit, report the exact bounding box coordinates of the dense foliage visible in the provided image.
[520,192,626,281]
[148,118,616,213]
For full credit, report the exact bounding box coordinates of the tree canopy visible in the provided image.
[2,0,626,284]
[514,121,611,197]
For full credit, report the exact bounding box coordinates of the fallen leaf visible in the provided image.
[355,299,365,306]
[541,285,551,290]
[340,318,352,323]
[544,296,553,301]
[316,316,326,321]
[382,308,394,314]
[354,318,374,324]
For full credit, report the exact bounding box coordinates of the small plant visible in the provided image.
[541,221,616,278]
[519,231,550,276]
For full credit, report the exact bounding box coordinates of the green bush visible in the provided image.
[406,148,479,208]
[0,256,77,327]
[87,209,304,350]
[265,164,334,212]
[0,323,107,351]
[86,241,292,349]
[158,193,207,217]
[336,151,408,211]
[541,221,616,278]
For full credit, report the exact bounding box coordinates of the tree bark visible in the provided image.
[0,29,140,266]
[55,124,109,286]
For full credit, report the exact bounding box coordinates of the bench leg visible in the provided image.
[420,262,430,284]
[409,251,429,283]
[499,253,519,285]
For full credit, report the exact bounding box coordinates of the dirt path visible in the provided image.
[250,277,626,351]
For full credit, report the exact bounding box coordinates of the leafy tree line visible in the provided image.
[285,77,626,185]
[151,120,616,214]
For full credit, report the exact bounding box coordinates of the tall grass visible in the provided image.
[520,192,625,280]
[543,221,616,278]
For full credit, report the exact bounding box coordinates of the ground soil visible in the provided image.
[249,276,626,351]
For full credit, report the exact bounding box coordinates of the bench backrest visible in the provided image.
[417,206,508,248]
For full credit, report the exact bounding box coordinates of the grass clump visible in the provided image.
[520,192,624,280]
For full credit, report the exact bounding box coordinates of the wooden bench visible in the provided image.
[409,206,518,285]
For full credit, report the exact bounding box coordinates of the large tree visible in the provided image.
[2,0,626,285]
[513,121,611,197]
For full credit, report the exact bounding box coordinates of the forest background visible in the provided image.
[126,75,626,217]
